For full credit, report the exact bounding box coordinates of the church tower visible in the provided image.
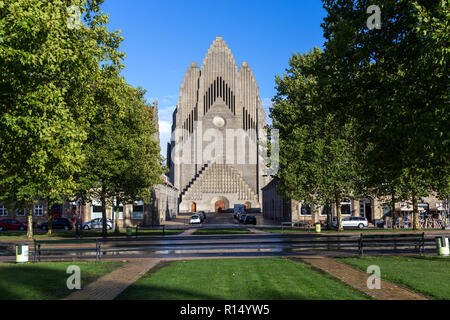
[168,37,267,213]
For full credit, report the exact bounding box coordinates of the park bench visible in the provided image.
[33,239,101,263]
[358,232,425,256]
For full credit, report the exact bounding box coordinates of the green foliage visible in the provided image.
[272,0,449,231]
[0,0,159,238]
[272,48,360,231]
[74,70,163,236]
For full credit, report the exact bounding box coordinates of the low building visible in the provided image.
[262,177,447,225]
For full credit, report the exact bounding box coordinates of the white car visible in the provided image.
[190,215,202,224]
[332,217,369,229]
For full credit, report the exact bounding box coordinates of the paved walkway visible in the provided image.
[299,256,428,300]
[63,258,159,300]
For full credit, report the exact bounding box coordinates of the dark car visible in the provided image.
[242,215,257,225]
[197,212,206,221]
[238,214,247,223]
[0,219,27,231]
[40,218,73,231]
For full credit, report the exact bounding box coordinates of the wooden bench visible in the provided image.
[358,233,425,256]
[34,239,101,263]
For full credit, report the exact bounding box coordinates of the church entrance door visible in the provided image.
[215,201,225,213]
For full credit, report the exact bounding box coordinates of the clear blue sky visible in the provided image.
[100,0,327,158]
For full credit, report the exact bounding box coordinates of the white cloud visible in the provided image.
[159,120,172,134]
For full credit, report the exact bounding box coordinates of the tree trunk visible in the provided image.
[47,201,53,236]
[26,202,33,239]
[391,189,397,230]
[334,193,343,232]
[114,197,120,234]
[326,200,331,230]
[101,193,107,238]
[412,194,420,230]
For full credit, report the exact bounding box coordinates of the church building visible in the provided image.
[167,37,268,213]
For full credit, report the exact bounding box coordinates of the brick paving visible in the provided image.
[63,258,159,300]
[299,256,428,300]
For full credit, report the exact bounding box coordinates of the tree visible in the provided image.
[321,0,449,230]
[75,71,163,237]
[271,48,360,232]
[0,0,124,238]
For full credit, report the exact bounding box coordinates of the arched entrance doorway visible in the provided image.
[215,200,225,213]
[359,198,372,222]
[190,202,196,213]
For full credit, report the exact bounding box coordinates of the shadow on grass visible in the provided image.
[0,262,121,300]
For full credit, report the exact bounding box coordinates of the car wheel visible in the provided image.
[0,226,3,231]
[64,226,69,231]
[41,225,47,231]
[107,225,112,230]
[84,225,90,230]
[358,223,364,229]
[19,226,25,231]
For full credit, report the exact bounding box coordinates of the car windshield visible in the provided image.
[192,216,198,219]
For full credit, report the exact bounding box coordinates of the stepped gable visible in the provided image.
[183,163,258,202]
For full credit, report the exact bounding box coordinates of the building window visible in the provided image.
[0,205,7,216]
[300,203,312,216]
[418,203,430,217]
[321,203,333,216]
[341,199,351,215]
[132,201,144,220]
[92,206,102,220]
[51,204,62,218]
[34,205,43,216]
[16,208,26,216]
[112,205,124,220]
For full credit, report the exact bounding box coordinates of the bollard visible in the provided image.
[315,223,321,233]
[126,226,132,237]
[16,244,29,263]
[435,236,450,257]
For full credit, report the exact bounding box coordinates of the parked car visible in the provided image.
[242,215,257,225]
[332,217,368,229]
[0,219,27,231]
[190,215,202,224]
[39,218,73,231]
[238,214,248,223]
[82,218,113,230]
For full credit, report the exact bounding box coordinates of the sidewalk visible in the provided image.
[299,256,428,300]
[63,258,160,300]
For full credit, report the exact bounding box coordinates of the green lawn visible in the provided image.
[118,258,369,300]
[0,229,183,240]
[193,228,253,235]
[0,261,124,300]
[339,256,450,300]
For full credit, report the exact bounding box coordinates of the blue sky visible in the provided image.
[100,0,327,158]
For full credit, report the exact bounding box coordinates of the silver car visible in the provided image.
[332,217,369,229]
[82,218,113,230]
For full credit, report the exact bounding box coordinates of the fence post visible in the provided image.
[33,240,37,263]
[95,240,99,263]
[421,232,425,255]
[358,233,363,256]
